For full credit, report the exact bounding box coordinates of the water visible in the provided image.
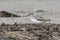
[0,0,60,24]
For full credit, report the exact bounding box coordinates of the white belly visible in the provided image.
[31,19,44,24]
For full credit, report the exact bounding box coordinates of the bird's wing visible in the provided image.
[35,16,51,21]
[37,17,51,21]
[38,19,51,21]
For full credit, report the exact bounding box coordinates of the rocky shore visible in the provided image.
[0,23,59,40]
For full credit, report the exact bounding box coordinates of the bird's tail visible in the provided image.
[45,19,51,21]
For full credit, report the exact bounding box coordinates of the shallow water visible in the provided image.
[0,0,60,24]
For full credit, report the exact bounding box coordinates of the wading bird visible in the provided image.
[31,17,51,24]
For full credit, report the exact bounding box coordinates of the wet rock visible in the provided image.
[0,23,59,40]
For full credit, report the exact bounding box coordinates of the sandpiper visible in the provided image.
[31,17,51,24]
